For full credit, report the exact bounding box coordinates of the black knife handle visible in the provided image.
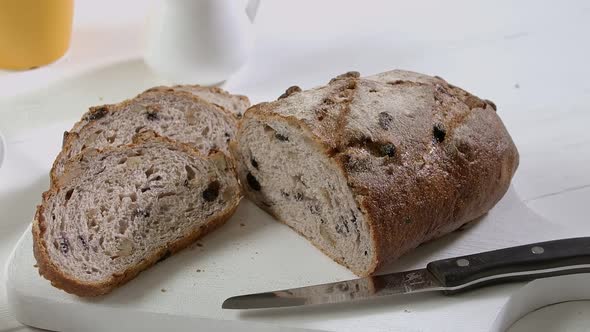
[426,237,590,291]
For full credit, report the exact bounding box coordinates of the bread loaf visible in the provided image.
[34,132,242,296]
[231,70,519,276]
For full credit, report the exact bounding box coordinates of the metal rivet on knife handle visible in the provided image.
[531,246,545,254]
[456,259,470,267]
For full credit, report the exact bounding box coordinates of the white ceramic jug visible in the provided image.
[144,0,260,85]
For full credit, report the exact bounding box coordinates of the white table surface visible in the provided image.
[1,0,590,331]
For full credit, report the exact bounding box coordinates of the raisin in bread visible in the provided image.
[34,132,241,296]
[231,70,519,276]
[52,86,249,182]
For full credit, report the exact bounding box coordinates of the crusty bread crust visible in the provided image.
[236,70,519,276]
[34,134,242,296]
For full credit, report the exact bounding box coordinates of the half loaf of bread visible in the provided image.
[231,70,519,276]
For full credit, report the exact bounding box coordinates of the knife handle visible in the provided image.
[426,237,590,292]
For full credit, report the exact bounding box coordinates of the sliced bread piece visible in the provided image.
[52,87,247,181]
[231,70,519,276]
[68,85,249,134]
[34,132,241,296]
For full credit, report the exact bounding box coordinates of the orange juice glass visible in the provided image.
[0,0,74,70]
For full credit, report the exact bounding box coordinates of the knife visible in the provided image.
[223,237,590,309]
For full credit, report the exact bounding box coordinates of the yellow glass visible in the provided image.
[0,0,74,70]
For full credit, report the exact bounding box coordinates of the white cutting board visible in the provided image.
[5,185,567,332]
[0,59,577,332]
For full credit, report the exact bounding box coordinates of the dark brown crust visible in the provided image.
[236,69,519,276]
[34,134,242,296]
[50,88,240,184]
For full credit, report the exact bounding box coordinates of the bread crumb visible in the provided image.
[404,309,411,313]
[514,83,520,89]
[240,223,245,227]
[196,269,202,272]
[33,264,38,268]
[161,288,167,293]
[99,96,104,101]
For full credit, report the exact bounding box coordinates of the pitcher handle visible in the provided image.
[0,129,5,168]
[246,0,260,23]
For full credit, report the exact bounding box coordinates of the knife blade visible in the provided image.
[223,237,590,309]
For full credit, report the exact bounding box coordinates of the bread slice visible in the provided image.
[68,85,249,135]
[231,70,519,276]
[52,86,249,181]
[34,132,241,296]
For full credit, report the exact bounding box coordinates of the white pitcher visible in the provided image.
[144,0,260,85]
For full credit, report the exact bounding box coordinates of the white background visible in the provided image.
[1,0,590,331]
